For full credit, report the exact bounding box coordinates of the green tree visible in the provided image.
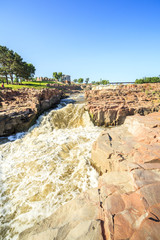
[0,46,10,84]
[13,53,23,82]
[101,80,109,85]
[21,62,36,81]
[57,72,62,81]
[26,63,36,80]
[53,72,63,81]
[95,81,100,85]
[6,49,15,84]
[85,78,89,84]
[53,72,58,80]
[0,45,36,84]
[135,76,160,84]
[73,79,77,83]
[78,78,84,83]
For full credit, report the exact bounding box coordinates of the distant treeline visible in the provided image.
[92,80,109,85]
[135,76,160,84]
[0,45,35,84]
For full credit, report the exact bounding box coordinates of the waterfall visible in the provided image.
[0,96,102,240]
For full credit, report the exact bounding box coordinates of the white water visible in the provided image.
[0,96,102,240]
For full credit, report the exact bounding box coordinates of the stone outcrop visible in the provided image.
[97,165,160,240]
[91,111,160,239]
[91,111,160,175]
[19,111,160,239]
[0,88,63,137]
[46,83,82,93]
[85,83,160,126]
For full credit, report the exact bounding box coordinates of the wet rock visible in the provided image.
[19,189,104,240]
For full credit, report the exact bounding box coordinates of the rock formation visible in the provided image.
[46,83,82,93]
[0,88,63,137]
[85,83,160,126]
[91,111,160,175]
[91,111,160,239]
[19,111,160,239]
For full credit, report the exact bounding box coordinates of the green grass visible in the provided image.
[1,81,63,90]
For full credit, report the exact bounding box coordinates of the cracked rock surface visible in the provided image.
[93,111,160,239]
[91,111,160,175]
[85,83,160,126]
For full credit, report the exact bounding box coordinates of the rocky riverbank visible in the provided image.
[19,110,160,240]
[85,83,160,126]
[46,83,83,94]
[0,88,63,137]
[2,84,160,239]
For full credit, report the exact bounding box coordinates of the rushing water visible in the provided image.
[0,95,102,240]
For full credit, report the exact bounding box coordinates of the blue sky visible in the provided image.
[0,0,160,82]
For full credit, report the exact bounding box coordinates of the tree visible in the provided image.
[78,78,84,83]
[0,45,36,84]
[101,80,109,85]
[73,79,77,83]
[135,76,160,84]
[13,53,23,82]
[26,63,36,80]
[6,49,15,84]
[53,72,63,81]
[85,78,89,84]
[57,72,62,81]
[95,81,100,85]
[0,46,9,84]
[53,72,58,80]
[21,62,36,81]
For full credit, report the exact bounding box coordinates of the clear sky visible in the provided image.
[0,0,160,82]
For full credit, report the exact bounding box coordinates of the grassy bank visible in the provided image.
[1,81,63,90]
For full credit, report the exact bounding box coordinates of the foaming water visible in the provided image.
[0,98,102,240]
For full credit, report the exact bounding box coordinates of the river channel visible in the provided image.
[0,94,102,240]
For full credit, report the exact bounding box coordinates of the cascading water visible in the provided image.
[0,95,102,240]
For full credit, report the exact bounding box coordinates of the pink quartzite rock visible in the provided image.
[85,83,160,126]
[0,88,63,136]
[91,111,160,175]
[97,167,160,240]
